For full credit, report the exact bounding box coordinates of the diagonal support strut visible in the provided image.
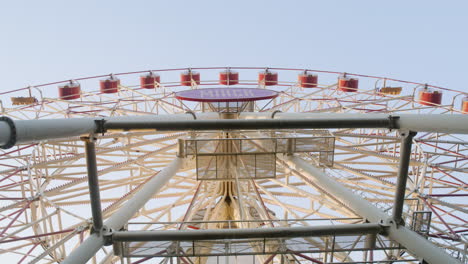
[83,136,104,232]
[392,131,417,225]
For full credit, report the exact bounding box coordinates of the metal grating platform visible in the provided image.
[119,235,401,258]
[182,137,335,180]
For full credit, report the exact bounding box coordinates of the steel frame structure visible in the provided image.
[0,67,466,264]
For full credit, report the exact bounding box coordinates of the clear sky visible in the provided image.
[1,1,467,93]
[0,2,467,263]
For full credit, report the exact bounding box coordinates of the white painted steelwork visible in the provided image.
[282,155,461,264]
[0,67,466,264]
[1,114,467,148]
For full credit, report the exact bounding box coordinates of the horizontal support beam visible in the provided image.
[1,113,467,149]
[0,113,218,149]
[242,113,468,135]
[104,118,396,131]
[112,223,384,242]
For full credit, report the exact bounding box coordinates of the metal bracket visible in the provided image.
[185,111,197,120]
[388,115,400,131]
[76,225,88,233]
[271,110,282,119]
[177,139,185,158]
[27,193,41,202]
[378,218,395,235]
[94,119,107,136]
[80,136,97,143]
[399,130,417,138]
[0,116,17,149]
[102,226,114,246]
[286,138,294,155]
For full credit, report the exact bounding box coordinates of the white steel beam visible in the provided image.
[0,113,218,148]
[241,112,468,134]
[282,155,461,264]
[61,158,185,264]
[1,113,467,149]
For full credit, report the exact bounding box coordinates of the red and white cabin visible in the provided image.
[58,80,81,100]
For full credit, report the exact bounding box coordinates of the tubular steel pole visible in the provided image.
[83,136,103,232]
[104,118,395,131]
[282,155,461,264]
[243,112,468,135]
[0,113,214,149]
[62,158,185,264]
[392,131,417,224]
[1,114,468,149]
[112,223,384,242]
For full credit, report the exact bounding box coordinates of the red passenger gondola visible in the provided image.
[100,74,120,94]
[259,70,278,86]
[180,71,200,86]
[58,80,81,100]
[140,72,160,89]
[419,87,442,106]
[298,72,318,88]
[219,70,239,85]
[337,74,358,92]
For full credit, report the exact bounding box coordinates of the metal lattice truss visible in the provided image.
[182,136,335,180]
[0,67,466,264]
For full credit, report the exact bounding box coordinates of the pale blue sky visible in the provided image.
[1,1,467,91]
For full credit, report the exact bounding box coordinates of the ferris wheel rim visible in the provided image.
[2,66,467,95]
[0,66,466,264]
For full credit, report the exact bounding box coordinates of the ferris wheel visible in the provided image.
[0,67,466,264]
